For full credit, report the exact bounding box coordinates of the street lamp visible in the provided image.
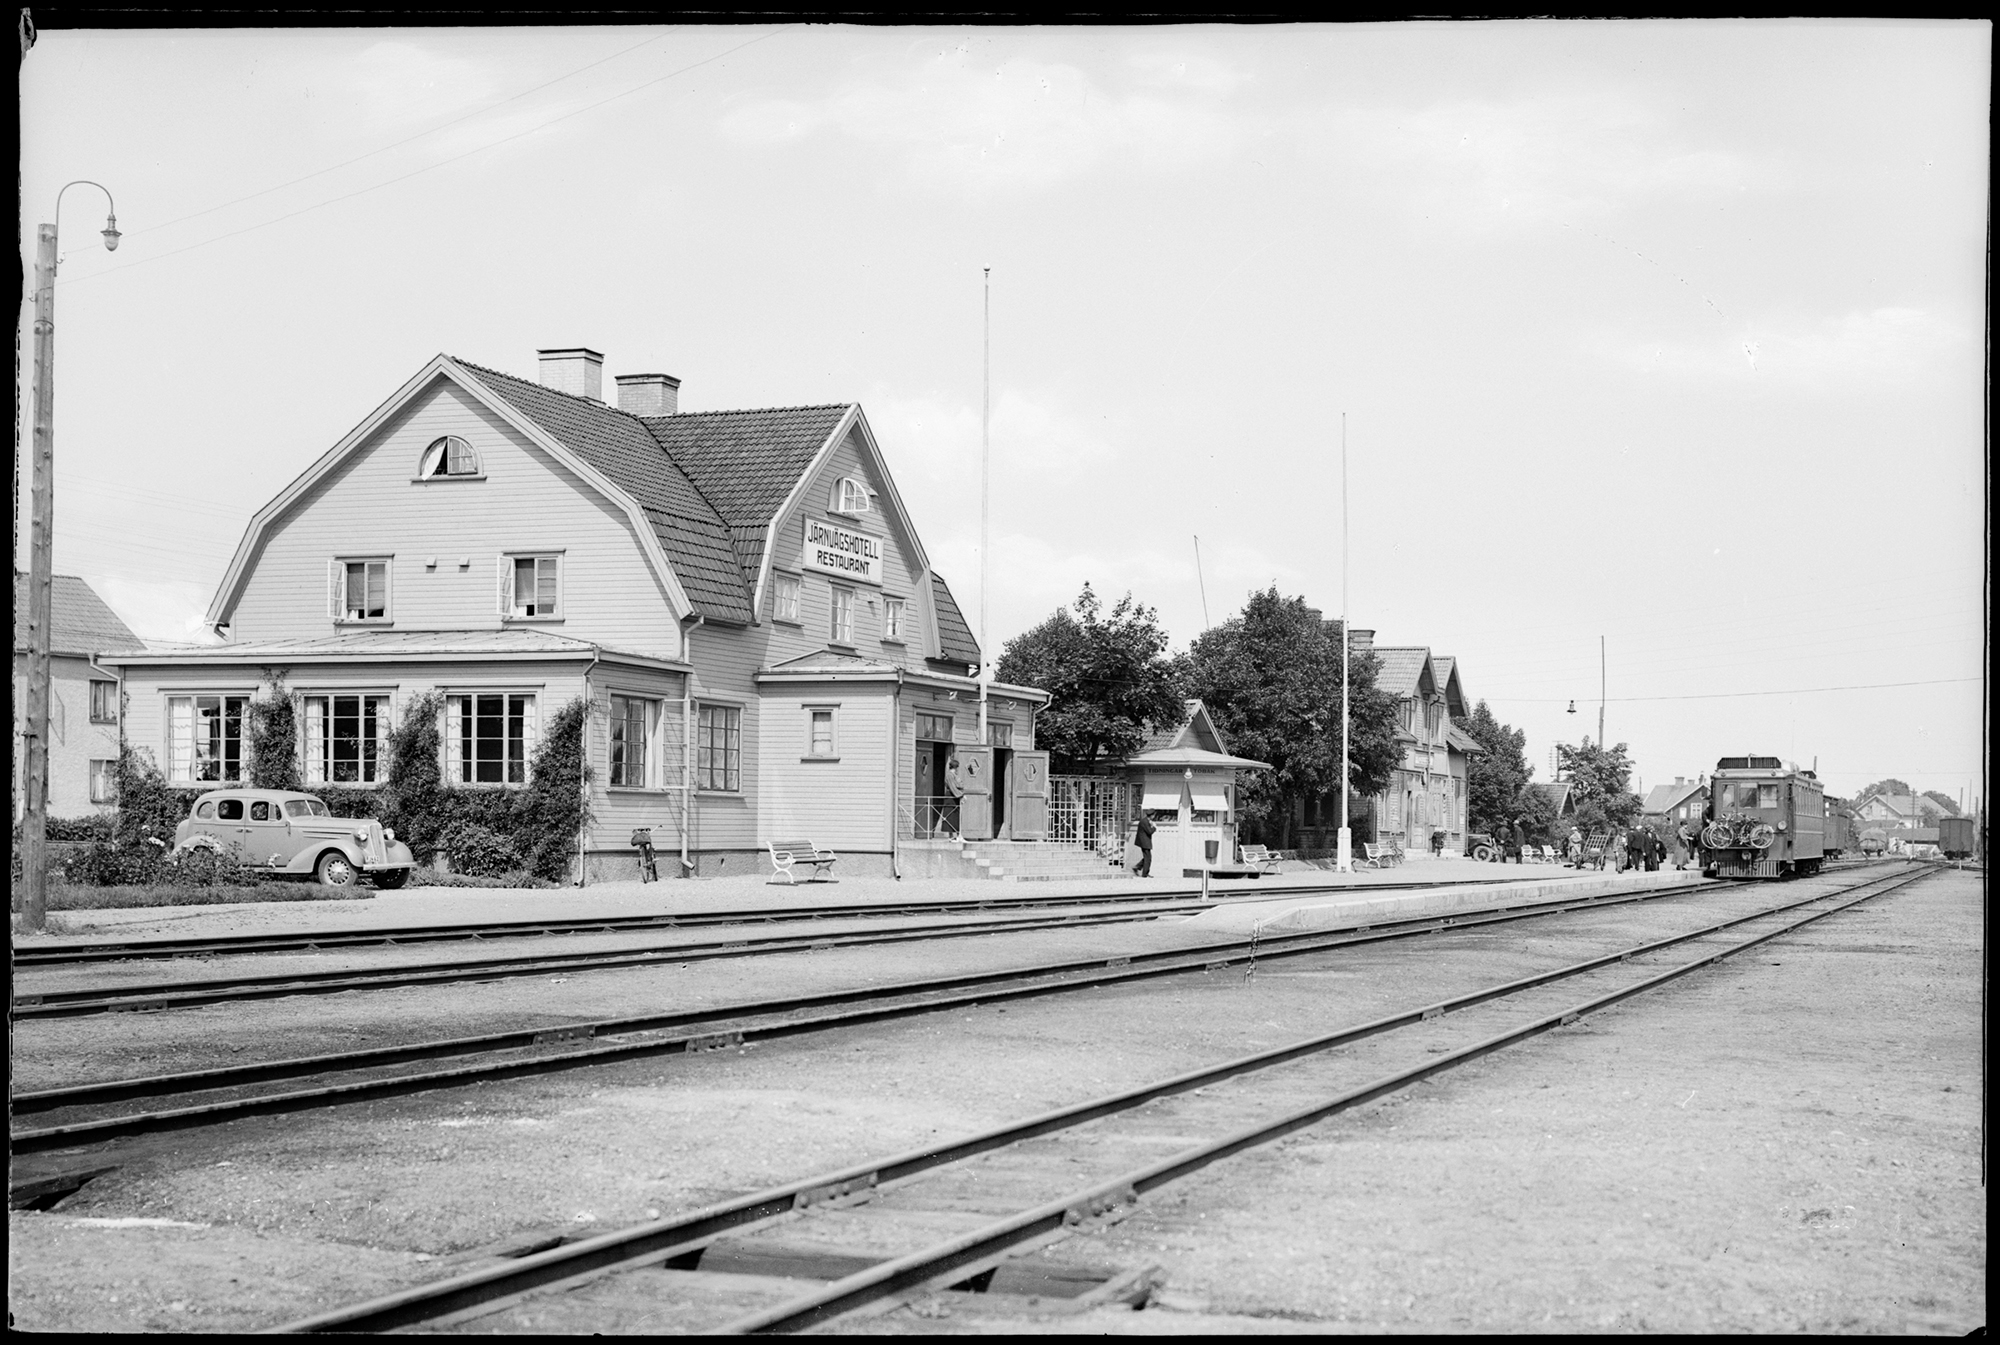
[19,179,121,933]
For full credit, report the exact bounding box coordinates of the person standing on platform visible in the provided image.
[1625,828,1646,872]
[1132,812,1157,878]
[1509,817,1529,864]
[1642,829,1660,871]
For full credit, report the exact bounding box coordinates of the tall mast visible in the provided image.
[1338,413,1352,874]
[978,266,990,741]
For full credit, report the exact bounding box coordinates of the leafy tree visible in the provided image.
[1174,589,1400,847]
[996,584,1183,773]
[1921,790,1959,817]
[1558,738,1642,836]
[1855,778,1913,803]
[1461,701,1532,838]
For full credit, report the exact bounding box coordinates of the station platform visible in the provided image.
[1184,867,1716,935]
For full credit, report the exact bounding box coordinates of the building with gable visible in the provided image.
[103,348,1048,878]
[1639,777,1708,834]
[13,572,146,819]
[1124,699,1270,874]
[1853,791,1952,827]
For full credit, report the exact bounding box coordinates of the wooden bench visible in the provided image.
[768,839,838,885]
[1352,842,1385,870]
[1238,844,1279,874]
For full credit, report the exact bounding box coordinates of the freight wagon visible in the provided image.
[1937,814,1976,860]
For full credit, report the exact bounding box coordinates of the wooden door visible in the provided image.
[1010,751,1049,841]
[949,745,995,841]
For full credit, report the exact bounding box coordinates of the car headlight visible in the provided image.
[383,828,396,842]
[353,828,371,842]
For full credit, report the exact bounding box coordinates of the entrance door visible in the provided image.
[951,746,995,841]
[1010,751,1049,841]
[992,749,1013,838]
[913,740,957,838]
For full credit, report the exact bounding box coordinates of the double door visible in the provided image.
[944,745,1050,841]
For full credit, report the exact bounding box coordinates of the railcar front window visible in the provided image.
[1757,784,1780,809]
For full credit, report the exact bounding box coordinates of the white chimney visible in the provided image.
[615,373,680,417]
[537,347,604,401]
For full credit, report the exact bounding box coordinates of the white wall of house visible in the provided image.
[223,378,684,661]
[13,653,123,819]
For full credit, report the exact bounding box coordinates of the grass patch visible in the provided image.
[12,879,377,912]
[408,869,556,889]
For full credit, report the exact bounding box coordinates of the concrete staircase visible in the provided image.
[897,839,1125,882]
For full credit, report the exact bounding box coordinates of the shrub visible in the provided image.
[409,868,555,890]
[515,698,592,882]
[47,815,115,843]
[248,685,304,791]
[435,820,522,877]
[115,747,199,846]
[382,692,447,860]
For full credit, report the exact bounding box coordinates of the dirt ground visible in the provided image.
[6,866,1984,1333]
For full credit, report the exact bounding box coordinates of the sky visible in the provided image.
[17,20,1990,810]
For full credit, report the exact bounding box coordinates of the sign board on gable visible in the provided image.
[801,518,882,585]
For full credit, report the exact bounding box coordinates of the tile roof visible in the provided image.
[1641,780,1706,815]
[13,573,145,656]
[1858,791,1949,818]
[1371,646,1431,696]
[1536,780,1575,814]
[457,359,764,624]
[930,573,980,667]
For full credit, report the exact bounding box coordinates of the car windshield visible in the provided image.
[284,799,331,817]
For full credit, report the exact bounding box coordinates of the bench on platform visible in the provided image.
[768,839,838,885]
[1356,841,1397,869]
[1238,844,1279,874]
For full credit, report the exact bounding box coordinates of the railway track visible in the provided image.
[12,875,1734,1154]
[12,902,1215,1019]
[267,861,1933,1333]
[9,870,1562,968]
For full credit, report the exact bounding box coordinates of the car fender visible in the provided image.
[369,840,417,871]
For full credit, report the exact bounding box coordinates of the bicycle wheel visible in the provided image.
[1748,824,1776,850]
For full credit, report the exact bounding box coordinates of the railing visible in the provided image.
[1048,776,1132,851]
[909,795,961,840]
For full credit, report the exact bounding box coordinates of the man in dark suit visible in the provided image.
[1132,812,1157,877]
[1509,817,1528,863]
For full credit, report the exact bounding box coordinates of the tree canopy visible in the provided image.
[1856,778,1913,803]
[1921,789,1960,816]
[1558,738,1643,835]
[1174,588,1399,846]
[995,584,1182,774]
[1461,701,1543,839]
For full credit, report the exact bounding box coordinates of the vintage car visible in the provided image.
[1465,831,1501,862]
[174,788,416,889]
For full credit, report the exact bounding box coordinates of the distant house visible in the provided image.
[101,348,1048,878]
[1534,779,1578,825]
[12,571,145,819]
[1854,792,1951,827]
[1640,777,1708,834]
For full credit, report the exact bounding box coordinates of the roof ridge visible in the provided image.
[640,402,855,419]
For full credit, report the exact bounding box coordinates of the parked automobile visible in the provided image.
[1465,831,1501,862]
[174,788,416,889]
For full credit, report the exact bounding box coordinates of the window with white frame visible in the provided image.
[987,721,1013,747]
[167,694,249,782]
[445,693,537,785]
[419,435,481,477]
[696,704,741,791]
[830,586,854,644]
[502,554,560,619]
[89,680,117,724]
[609,694,652,787]
[883,596,905,642]
[772,572,802,623]
[303,694,391,784]
[90,759,116,803]
[806,706,837,758]
[330,558,390,622]
[832,476,872,514]
[915,711,953,741]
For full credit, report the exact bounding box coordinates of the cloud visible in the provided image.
[1324,91,1761,228]
[1604,307,1961,385]
[718,46,1248,191]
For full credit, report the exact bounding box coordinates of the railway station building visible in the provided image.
[102,348,1048,879]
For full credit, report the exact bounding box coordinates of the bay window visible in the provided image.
[303,694,391,784]
[446,693,537,785]
[167,694,248,782]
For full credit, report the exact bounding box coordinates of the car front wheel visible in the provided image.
[372,868,410,890]
[315,850,359,889]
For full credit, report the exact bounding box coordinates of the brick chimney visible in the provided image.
[1349,628,1375,655]
[615,373,681,417]
[537,348,604,401]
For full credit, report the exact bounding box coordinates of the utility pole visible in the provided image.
[977,266,990,744]
[21,223,59,932]
[1337,413,1352,875]
[1598,635,1606,749]
[21,183,119,933]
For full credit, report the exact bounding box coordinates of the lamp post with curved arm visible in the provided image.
[20,180,121,932]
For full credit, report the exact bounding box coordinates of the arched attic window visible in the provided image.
[419,435,480,478]
[830,476,874,515]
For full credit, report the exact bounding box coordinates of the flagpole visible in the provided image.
[1338,412,1352,875]
[978,267,990,744]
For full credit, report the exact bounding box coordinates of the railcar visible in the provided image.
[1697,756,1828,879]
[1823,800,1852,860]
[1937,815,1976,860]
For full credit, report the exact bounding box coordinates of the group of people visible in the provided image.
[1554,823,1701,872]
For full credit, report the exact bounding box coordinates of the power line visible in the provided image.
[1481,676,1981,705]
[55,28,785,290]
